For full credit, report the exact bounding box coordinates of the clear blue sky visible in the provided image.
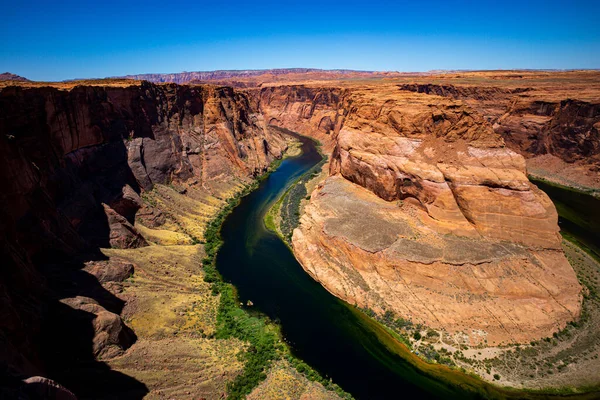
[1,0,599,81]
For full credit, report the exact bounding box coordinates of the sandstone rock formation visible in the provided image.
[251,85,347,150]
[20,376,77,400]
[397,71,600,188]
[398,82,600,166]
[0,81,288,395]
[60,295,136,359]
[284,83,583,345]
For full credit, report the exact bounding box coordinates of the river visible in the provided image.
[214,131,600,399]
[530,177,600,262]
[214,133,488,399]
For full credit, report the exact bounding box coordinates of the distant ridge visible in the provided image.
[0,72,30,81]
[117,68,402,84]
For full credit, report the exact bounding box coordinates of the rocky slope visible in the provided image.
[0,81,289,397]
[260,83,585,346]
[250,85,348,150]
[398,83,600,166]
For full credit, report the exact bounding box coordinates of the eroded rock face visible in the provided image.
[120,68,401,85]
[295,177,581,345]
[0,82,287,387]
[60,296,135,359]
[83,259,134,285]
[251,85,347,150]
[291,85,582,345]
[332,128,561,249]
[0,76,591,392]
[21,376,77,400]
[398,82,600,173]
[495,99,600,164]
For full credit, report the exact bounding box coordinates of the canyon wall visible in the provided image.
[120,68,402,86]
[259,83,584,345]
[250,85,347,151]
[399,82,600,165]
[0,82,287,395]
[398,82,600,188]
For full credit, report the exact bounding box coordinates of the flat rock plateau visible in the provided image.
[1,69,599,397]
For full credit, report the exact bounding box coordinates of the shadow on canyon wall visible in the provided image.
[1,80,283,399]
[0,85,170,399]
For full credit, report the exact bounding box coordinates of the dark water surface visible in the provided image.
[215,134,480,399]
[531,178,600,261]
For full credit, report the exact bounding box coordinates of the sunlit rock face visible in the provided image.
[286,84,582,346]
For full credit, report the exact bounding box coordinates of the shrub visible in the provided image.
[383,310,395,323]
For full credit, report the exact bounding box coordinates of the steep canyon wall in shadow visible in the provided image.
[0,82,287,397]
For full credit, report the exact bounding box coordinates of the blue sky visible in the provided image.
[1,0,599,81]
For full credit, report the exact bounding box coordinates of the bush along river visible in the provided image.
[207,130,598,399]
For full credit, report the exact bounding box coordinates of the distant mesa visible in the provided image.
[0,72,30,81]
[117,68,407,85]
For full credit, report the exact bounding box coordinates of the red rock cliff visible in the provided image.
[258,83,584,346]
[0,81,287,393]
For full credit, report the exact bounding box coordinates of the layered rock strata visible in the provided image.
[398,79,600,188]
[289,86,582,345]
[251,85,347,151]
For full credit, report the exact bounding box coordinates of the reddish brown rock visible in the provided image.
[251,85,347,151]
[108,184,143,221]
[60,296,135,359]
[102,204,147,249]
[0,71,595,394]
[21,376,77,400]
[396,72,600,188]
[83,259,134,284]
[119,68,405,86]
[288,82,583,345]
[0,81,289,391]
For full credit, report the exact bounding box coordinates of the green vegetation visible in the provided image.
[216,284,281,399]
[528,175,600,198]
[201,182,280,399]
[285,355,353,399]
[360,307,460,368]
[350,305,600,399]
[264,146,326,244]
[280,160,325,242]
[263,200,279,233]
[201,144,600,400]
